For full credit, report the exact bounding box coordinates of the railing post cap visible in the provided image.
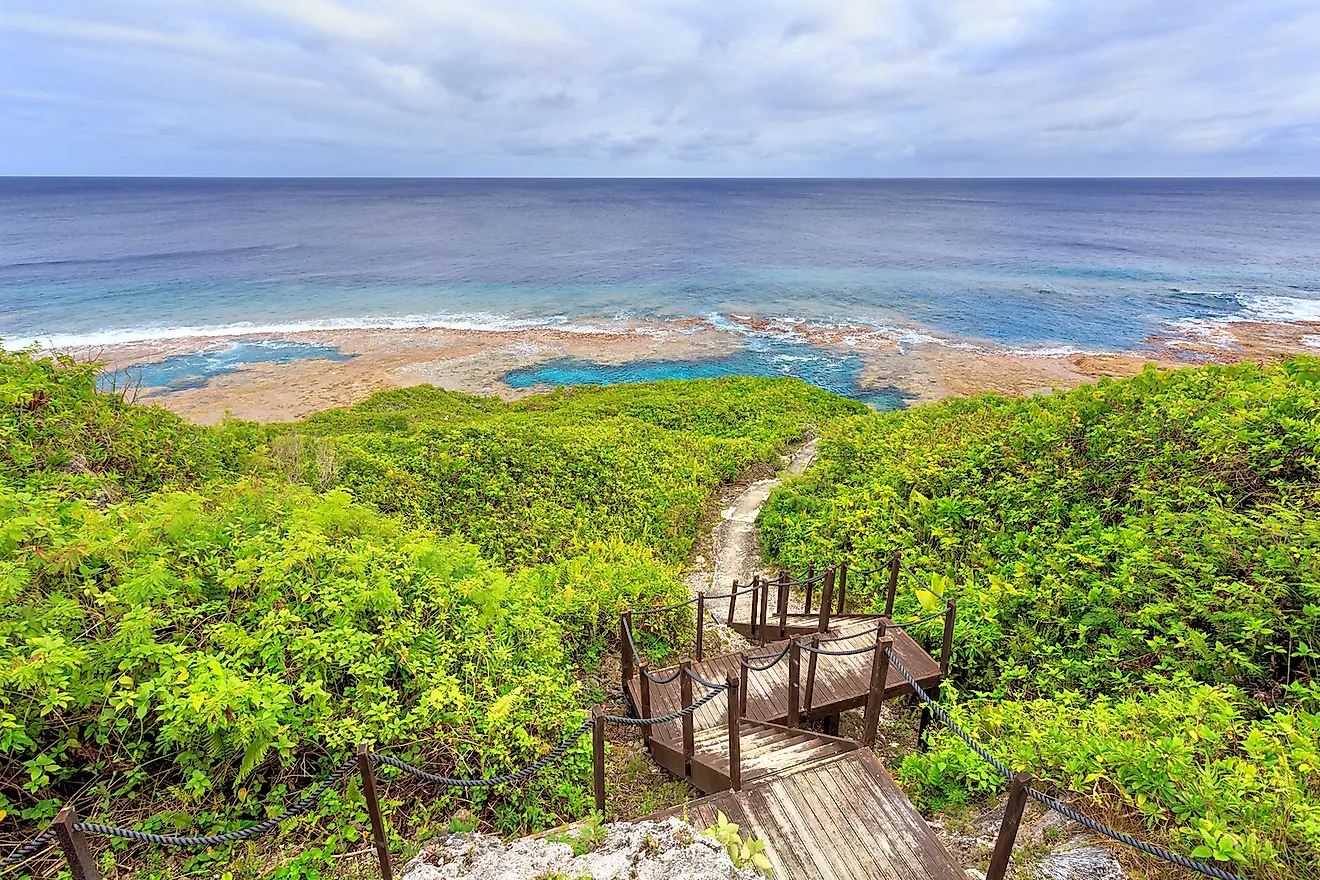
[55,804,79,823]
[356,741,370,756]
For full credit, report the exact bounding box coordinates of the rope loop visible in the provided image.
[373,720,592,787]
[740,641,793,671]
[603,683,728,726]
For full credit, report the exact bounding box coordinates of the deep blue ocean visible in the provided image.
[2,178,1319,401]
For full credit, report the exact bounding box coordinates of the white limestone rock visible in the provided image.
[400,819,761,880]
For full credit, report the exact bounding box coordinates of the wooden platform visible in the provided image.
[652,750,967,880]
[616,573,961,880]
[626,618,943,755]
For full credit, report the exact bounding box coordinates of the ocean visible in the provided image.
[2,178,1319,401]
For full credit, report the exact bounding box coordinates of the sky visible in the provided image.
[2,0,1318,177]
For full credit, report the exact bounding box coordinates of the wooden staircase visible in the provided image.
[619,562,966,879]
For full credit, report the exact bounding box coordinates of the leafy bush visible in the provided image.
[0,349,852,872]
[291,377,863,567]
[760,359,1320,877]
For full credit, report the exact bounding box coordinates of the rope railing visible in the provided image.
[741,641,793,671]
[603,683,728,726]
[798,639,878,657]
[882,646,1249,880]
[0,680,732,877]
[629,595,700,616]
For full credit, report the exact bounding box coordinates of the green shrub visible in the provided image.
[760,359,1320,878]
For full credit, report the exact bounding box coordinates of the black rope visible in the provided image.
[75,758,358,846]
[373,720,593,787]
[819,624,883,642]
[622,618,683,684]
[799,640,877,657]
[1025,790,1247,880]
[629,596,699,616]
[884,647,1013,779]
[899,561,947,603]
[686,668,727,689]
[1,828,57,871]
[886,648,1249,880]
[603,684,728,726]
[641,665,684,685]
[741,642,792,671]
[704,583,761,601]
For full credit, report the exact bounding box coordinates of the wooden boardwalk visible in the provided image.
[653,750,966,880]
[623,599,963,880]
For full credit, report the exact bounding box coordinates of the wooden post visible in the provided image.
[357,744,394,880]
[680,661,695,776]
[940,597,958,676]
[787,640,801,728]
[696,591,706,661]
[804,563,815,613]
[738,653,749,718]
[816,568,835,633]
[755,577,765,641]
[885,552,901,617]
[638,665,653,744]
[620,611,634,696]
[592,708,607,814]
[726,672,742,792]
[986,772,1033,880]
[728,580,740,630]
[804,634,820,717]
[777,572,789,640]
[53,807,99,880]
[862,633,893,747]
[836,561,848,614]
[759,576,770,644]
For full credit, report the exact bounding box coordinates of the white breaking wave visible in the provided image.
[1236,294,1320,322]
[3,312,644,350]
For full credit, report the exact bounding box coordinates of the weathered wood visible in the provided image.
[862,634,893,746]
[727,673,741,791]
[592,708,607,814]
[680,661,694,775]
[357,743,394,880]
[738,654,749,718]
[639,665,652,742]
[696,591,706,661]
[631,618,943,745]
[620,610,634,695]
[749,576,760,640]
[803,635,819,717]
[836,561,848,614]
[804,563,815,613]
[816,567,835,633]
[941,597,957,676]
[885,552,901,617]
[760,576,770,643]
[787,640,801,728]
[770,575,781,635]
[728,580,740,631]
[53,807,99,880]
[649,750,968,880]
[987,772,1033,880]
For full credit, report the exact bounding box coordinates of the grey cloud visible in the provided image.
[0,0,1317,176]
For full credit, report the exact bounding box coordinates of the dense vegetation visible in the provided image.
[0,348,859,876]
[760,359,1320,878]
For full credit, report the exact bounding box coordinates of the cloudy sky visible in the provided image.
[2,0,1318,176]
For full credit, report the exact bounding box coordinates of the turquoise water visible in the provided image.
[7,178,1320,405]
[502,338,912,410]
[106,340,354,392]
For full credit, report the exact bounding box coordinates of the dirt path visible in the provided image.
[685,438,816,597]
